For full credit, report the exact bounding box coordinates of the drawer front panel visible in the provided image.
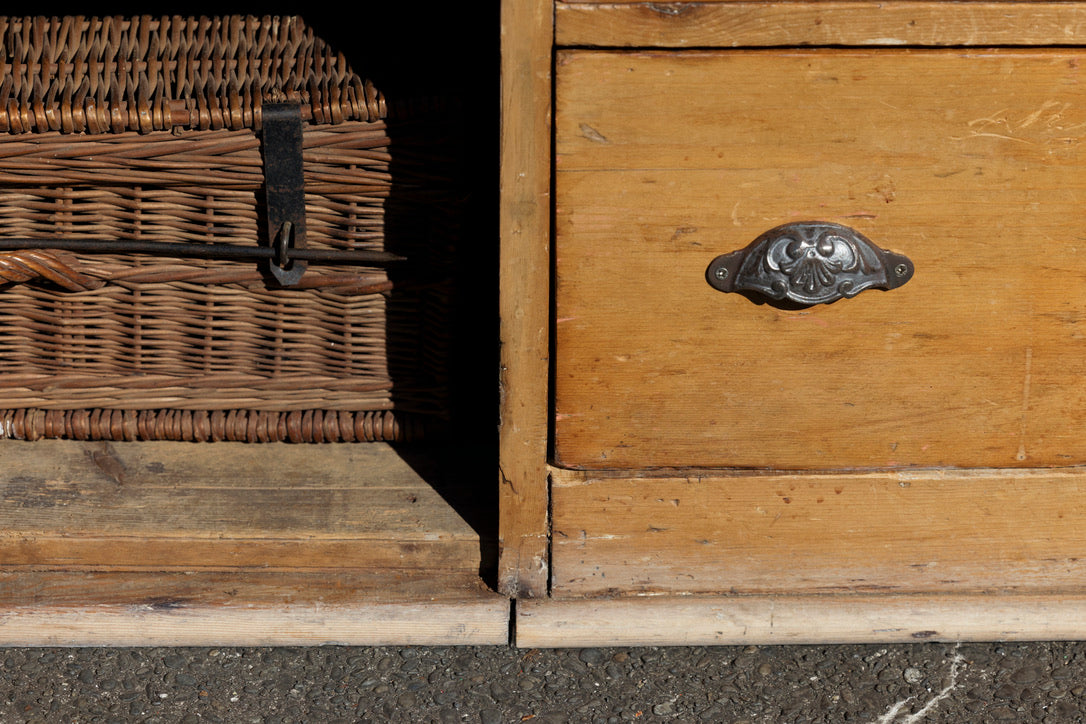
[555,50,1086,470]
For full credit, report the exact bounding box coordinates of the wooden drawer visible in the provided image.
[548,49,1086,601]
[555,49,1086,470]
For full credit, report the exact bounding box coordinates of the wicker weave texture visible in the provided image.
[0,16,457,442]
[0,408,424,442]
[0,15,384,134]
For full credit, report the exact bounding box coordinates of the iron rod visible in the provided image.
[0,238,405,265]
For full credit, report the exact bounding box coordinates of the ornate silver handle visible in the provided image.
[705,221,914,306]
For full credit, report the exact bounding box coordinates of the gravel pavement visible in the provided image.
[2,641,1085,723]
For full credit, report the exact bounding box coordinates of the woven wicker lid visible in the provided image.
[0,15,386,134]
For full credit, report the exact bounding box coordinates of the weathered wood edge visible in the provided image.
[516,594,1086,647]
[0,572,510,647]
[556,2,1086,47]
[499,0,554,598]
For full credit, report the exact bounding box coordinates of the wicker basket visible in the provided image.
[0,16,457,442]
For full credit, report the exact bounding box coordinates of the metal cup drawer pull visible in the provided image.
[705,221,914,306]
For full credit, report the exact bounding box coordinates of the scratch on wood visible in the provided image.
[1017,346,1033,462]
[960,101,1086,147]
[141,598,188,611]
[669,226,699,243]
[1019,100,1068,129]
[964,131,1035,144]
[578,123,609,144]
[647,3,691,17]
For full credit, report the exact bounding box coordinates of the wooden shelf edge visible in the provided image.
[0,571,510,647]
[516,594,1086,647]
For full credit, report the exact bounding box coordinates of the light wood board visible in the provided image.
[517,593,1086,647]
[557,2,1086,48]
[551,467,1086,597]
[499,0,554,597]
[0,571,509,646]
[0,441,506,645]
[555,50,1086,469]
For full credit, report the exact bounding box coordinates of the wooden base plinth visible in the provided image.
[0,439,506,646]
[0,571,508,647]
[517,594,1086,648]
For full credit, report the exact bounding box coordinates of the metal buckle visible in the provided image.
[261,102,308,286]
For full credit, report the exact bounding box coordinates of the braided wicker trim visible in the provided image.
[0,408,426,442]
[0,249,102,290]
[0,16,386,134]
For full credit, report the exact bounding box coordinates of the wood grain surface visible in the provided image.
[499,0,555,597]
[551,467,1086,597]
[0,440,506,644]
[555,50,1086,469]
[0,571,508,646]
[517,593,1086,647]
[0,440,484,573]
[556,2,1086,48]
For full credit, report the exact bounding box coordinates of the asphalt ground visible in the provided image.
[2,641,1084,723]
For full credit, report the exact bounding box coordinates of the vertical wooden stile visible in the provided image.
[498,0,553,597]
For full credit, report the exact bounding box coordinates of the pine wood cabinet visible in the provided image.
[503,0,1086,645]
